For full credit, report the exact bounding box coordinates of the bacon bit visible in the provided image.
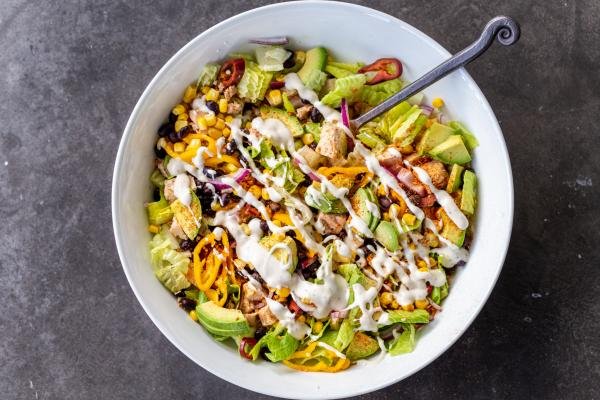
[238,204,261,223]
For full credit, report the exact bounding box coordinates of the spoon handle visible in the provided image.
[351,16,520,129]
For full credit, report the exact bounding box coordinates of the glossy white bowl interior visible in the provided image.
[112,2,513,399]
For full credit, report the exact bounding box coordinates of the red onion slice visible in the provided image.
[340,98,350,128]
[207,180,231,191]
[419,104,434,116]
[234,168,251,183]
[249,36,289,45]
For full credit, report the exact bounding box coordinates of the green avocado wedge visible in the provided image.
[259,106,304,137]
[446,164,464,193]
[350,187,380,232]
[460,170,477,215]
[345,332,379,360]
[374,221,400,252]
[429,135,472,165]
[196,301,253,338]
[297,47,328,91]
[416,122,453,155]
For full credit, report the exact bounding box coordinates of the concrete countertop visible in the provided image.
[1,1,598,399]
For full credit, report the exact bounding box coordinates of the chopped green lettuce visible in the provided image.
[255,46,291,72]
[149,228,190,293]
[327,61,364,73]
[325,65,354,79]
[383,309,430,325]
[150,169,165,188]
[304,185,347,214]
[196,63,220,88]
[449,121,479,150]
[320,74,367,107]
[249,324,299,362]
[237,61,273,102]
[388,324,416,355]
[361,78,404,106]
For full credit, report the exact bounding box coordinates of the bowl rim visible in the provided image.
[112,1,514,398]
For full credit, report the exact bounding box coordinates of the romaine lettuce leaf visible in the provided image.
[387,324,416,355]
[383,309,430,325]
[147,190,173,226]
[249,324,299,362]
[149,228,191,293]
[196,63,220,88]
[321,74,367,107]
[237,61,273,102]
[361,78,403,106]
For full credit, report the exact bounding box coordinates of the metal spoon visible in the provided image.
[351,16,520,130]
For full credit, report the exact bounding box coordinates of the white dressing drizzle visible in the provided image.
[265,298,311,340]
[173,174,192,206]
[347,283,380,332]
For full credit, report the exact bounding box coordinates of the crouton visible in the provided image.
[420,161,449,190]
[315,121,347,160]
[317,212,348,235]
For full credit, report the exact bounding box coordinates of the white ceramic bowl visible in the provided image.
[112,2,513,398]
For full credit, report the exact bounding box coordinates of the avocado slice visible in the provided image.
[297,47,328,91]
[259,235,298,271]
[429,135,472,165]
[440,209,465,247]
[345,332,379,360]
[460,170,477,215]
[446,164,464,193]
[196,301,253,337]
[449,121,479,150]
[170,191,202,240]
[374,220,400,252]
[416,122,453,155]
[259,106,304,137]
[350,187,380,232]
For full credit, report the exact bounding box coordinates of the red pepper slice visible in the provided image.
[358,58,403,85]
[288,299,302,316]
[239,337,257,360]
[219,58,245,88]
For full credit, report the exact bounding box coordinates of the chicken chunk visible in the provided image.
[420,161,449,190]
[169,218,187,240]
[258,305,278,327]
[295,105,312,121]
[377,146,403,175]
[240,282,265,314]
[223,85,237,100]
[227,99,243,115]
[315,121,347,161]
[317,212,348,235]
[163,178,176,203]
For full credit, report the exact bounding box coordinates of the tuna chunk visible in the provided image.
[295,105,312,121]
[420,161,449,190]
[315,121,348,161]
[317,212,348,235]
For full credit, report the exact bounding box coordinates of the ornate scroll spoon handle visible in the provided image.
[351,16,520,129]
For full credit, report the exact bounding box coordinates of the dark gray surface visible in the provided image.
[1,1,598,399]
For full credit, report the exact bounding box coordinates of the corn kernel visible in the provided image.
[391,300,400,309]
[196,116,208,131]
[222,127,231,137]
[218,98,228,113]
[249,186,262,199]
[208,127,221,139]
[174,120,188,132]
[429,257,438,267]
[297,315,306,323]
[272,220,282,227]
[188,139,201,148]
[172,104,186,115]
[377,183,387,196]
[276,287,290,299]
[206,88,219,102]
[244,121,252,129]
[401,303,415,311]
[223,164,238,173]
[225,115,234,123]
[389,203,401,217]
[189,310,198,321]
[201,86,210,94]
[417,259,428,271]
[183,85,197,103]
[402,213,417,226]
[415,299,429,309]
[432,97,444,108]
[409,243,417,250]
[205,113,216,127]
[379,292,394,306]
[241,224,250,235]
[148,224,160,234]
[301,133,314,146]
[177,112,188,121]
[425,118,435,128]
[312,321,324,334]
[266,89,282,106]
[215,118,226,130]
[173,142,186,152]
[261,187,270,201]
[399,144,414,154]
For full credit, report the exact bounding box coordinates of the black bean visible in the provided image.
[301,259,320,280]
[203,168,217,179]
[176,125,192,141]
[242,102,255,113]
[154,146,167,159]
[283,51,295,69]
[168,131,180,143]
[219,192,233,207]
[260,220,268,234]
[223,140,238,155]
[180,239,196,251]
[254,326,268,340]
[174,290,187,298]
[379,196,392,210]
[338,229,348,240]
[178,297,196,311]
[267,202,281,213]
[169,112,178,123]
[152,188,161,201]
[310,107,324,123]
[206,100,219,114]
[157,122,173,137]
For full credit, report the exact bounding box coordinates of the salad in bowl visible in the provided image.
[145,40,478,372]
